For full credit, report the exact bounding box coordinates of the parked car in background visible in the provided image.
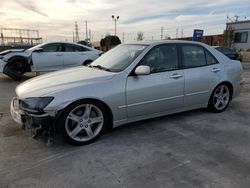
[0,42,102,80]
[214,46,240,61]
[10,41,244,145]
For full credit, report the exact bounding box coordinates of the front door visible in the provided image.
[126,44,184,118]
[32,43,64,71]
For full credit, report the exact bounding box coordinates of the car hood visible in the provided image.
[2,50,31,61]
[16,66,116,98]
[0,49,25,56]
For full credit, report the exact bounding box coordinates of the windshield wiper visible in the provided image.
[88,65,111,72]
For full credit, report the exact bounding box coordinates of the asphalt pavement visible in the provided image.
[0,64,250,188]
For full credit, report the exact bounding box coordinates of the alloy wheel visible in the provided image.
[213,85,230,111]
[65,104,104,142]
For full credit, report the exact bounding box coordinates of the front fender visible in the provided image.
[0,59,7,72]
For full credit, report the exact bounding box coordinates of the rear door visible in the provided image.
[63,44,93,68]
[126,44,184,118]
[32,43,64,71]
[181,44,223,107]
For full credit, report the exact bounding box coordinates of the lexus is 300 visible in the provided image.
[10,41,244,145]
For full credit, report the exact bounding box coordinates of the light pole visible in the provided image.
[112,15,119,36]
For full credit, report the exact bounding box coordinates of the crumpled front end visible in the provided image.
[10,97,58,144]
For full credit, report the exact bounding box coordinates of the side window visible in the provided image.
[205,50,218,65]
[182,45,206,68]
[42,44,61,52]
[79,46,90,51]
[64,44,91,52]
[65,44,80,52]
[140,45,178,73]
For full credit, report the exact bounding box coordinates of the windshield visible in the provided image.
[26,43,44,52]
[90,44,147,72]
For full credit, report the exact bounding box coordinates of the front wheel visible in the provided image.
[208,84,231,113]
[58,100,108,145]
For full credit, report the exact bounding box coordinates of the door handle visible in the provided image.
[170,73,183,79]
[211,68,221,73]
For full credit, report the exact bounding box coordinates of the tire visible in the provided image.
[208,84,231,113]
[57,100,108,146]
[3,65,22,81]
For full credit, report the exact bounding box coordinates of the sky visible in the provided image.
[0,0,250,43]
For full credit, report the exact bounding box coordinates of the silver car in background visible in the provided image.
[10,41,244,145]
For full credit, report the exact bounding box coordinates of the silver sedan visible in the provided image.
[10,41,244,145]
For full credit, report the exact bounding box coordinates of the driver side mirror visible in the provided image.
[135,65,151,75]
[33,47,43,52]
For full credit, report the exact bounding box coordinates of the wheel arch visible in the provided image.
[7,56,31,71]
[218,81,233,100]
[56,98,114,130]
[211,81,234,101]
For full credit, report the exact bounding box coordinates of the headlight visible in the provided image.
[20,97,54,114]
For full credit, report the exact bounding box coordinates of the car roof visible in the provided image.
[42,41,84,46]
[127,40,206,46]
[40,41,100,52]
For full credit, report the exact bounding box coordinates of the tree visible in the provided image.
[77,40,91,47]
[137,32,144,41]
[100,35,121,52]
[223,26,234,48]
[164,35,171,40]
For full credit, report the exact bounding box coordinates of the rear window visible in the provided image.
[182,45,206,68]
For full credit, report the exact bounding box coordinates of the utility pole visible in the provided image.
[75,21,79,42]
[89,29,91,42]
[181,28,184,38]
[160,27,163,40]
[234,15,239,22]
[152,36,154,40]
[176,28,179,39]
[85,20,88,41]
[112,15,119,36]
[122,32,125,43]
[72,31,75,42]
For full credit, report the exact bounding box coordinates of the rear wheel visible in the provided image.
[58,100,108,145]
[208,84,231,112]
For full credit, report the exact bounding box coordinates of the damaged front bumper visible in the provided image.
[10,97,57,143]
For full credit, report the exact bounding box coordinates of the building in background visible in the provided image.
[227,20,250,50]
[178,34,224,46]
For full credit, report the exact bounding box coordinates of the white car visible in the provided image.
[0,42,102,80]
